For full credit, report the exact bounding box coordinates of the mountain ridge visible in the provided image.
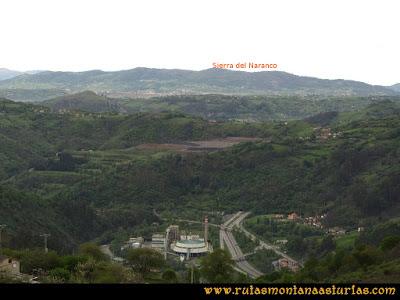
[390,83,400,92]
[0,68,397,98]
[0,68,23,81]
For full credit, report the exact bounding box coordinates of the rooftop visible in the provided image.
[178,239,204,245]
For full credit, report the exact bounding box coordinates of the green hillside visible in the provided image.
[32,91,400,122]
[0,68,397,97]
[0,88,67,102]
[0,97,399,282]
[42,91,127,113]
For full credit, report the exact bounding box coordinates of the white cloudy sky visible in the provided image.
[0,0,399,85]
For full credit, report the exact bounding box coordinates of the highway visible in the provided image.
[100,244,125,263]
[152,209,302,277]
[220,212,264,279]
[232,212,302,267]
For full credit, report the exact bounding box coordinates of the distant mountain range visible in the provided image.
[0,68,44,81]
[0,68,398,99]
[390,83,400,92]
[0,68,23,81]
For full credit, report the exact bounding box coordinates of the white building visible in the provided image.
[151,234,166,251]
[170,237,210,260]
[121,237,144,251]
[170,216,211,260]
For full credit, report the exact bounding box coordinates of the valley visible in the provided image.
[1,0,400,292]
[0,91,400,284]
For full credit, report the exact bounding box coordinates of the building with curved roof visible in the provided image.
[170,236,210,259]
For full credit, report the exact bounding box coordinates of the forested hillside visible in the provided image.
[1,97,399,258]
[0,68,397,99]
[41,92,400,121]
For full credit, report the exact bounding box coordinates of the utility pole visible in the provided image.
[0,225,7,251]
[188,260,196,284]
[191,264,194,284]
[40,233,51,253]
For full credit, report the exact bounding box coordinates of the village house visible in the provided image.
[271,214,284,219]
[303,214,326,229]
[275,239,288,245]
[327,227,346,236]
[287,212,300,221]
[272,258,300,272]
[314,127,337,140]
[121,237,145,251]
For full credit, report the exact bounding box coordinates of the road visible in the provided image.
[100,244,125,263]
[100,244,114,259]
[234,213,303,268]
[220,212,264,279]
[152,209,302,276]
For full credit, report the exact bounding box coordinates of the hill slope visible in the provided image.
[36,90,400,122]
[1,98,400,261]
[389,83,400,92]
[42,91,127,113]
[0,68,22,81]
[0,68,396,98]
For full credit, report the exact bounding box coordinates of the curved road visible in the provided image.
[153,209,302,278]
[220,212,264,279]
[237,215,303,267]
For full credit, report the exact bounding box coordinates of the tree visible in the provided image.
[79,243,109,262]
[199,249,234,283]
[60,255,87,272]
[92,263,134,283]
[19,250,62,274]
[380,236,400,252]
[48,267,70,282]
[74,258,101,283]
[126,248,165,279]
[57,152,76,171]
[353,245,382,269]
[73,258,134,283]
[319,236,336,255]
[162,269,178,283]
[287,236,306,257]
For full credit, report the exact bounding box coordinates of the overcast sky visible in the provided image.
[1,0,399,85]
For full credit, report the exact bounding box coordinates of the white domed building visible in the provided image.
[171,236,210,259]
[169,217,212,260]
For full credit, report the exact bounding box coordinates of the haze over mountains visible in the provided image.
[0,68,23,81]
[0,68,398,102]
[390,83,400,92]
[0,68,43,81]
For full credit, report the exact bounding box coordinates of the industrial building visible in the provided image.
[170,216,211,260]
[121,237,144,251]
[151,234,166,252]
[150,216,212,260]
[170,236,209,260]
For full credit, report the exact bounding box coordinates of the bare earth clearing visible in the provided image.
[136,137,262,152]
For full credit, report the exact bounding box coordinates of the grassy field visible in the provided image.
[335,231,359,251]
